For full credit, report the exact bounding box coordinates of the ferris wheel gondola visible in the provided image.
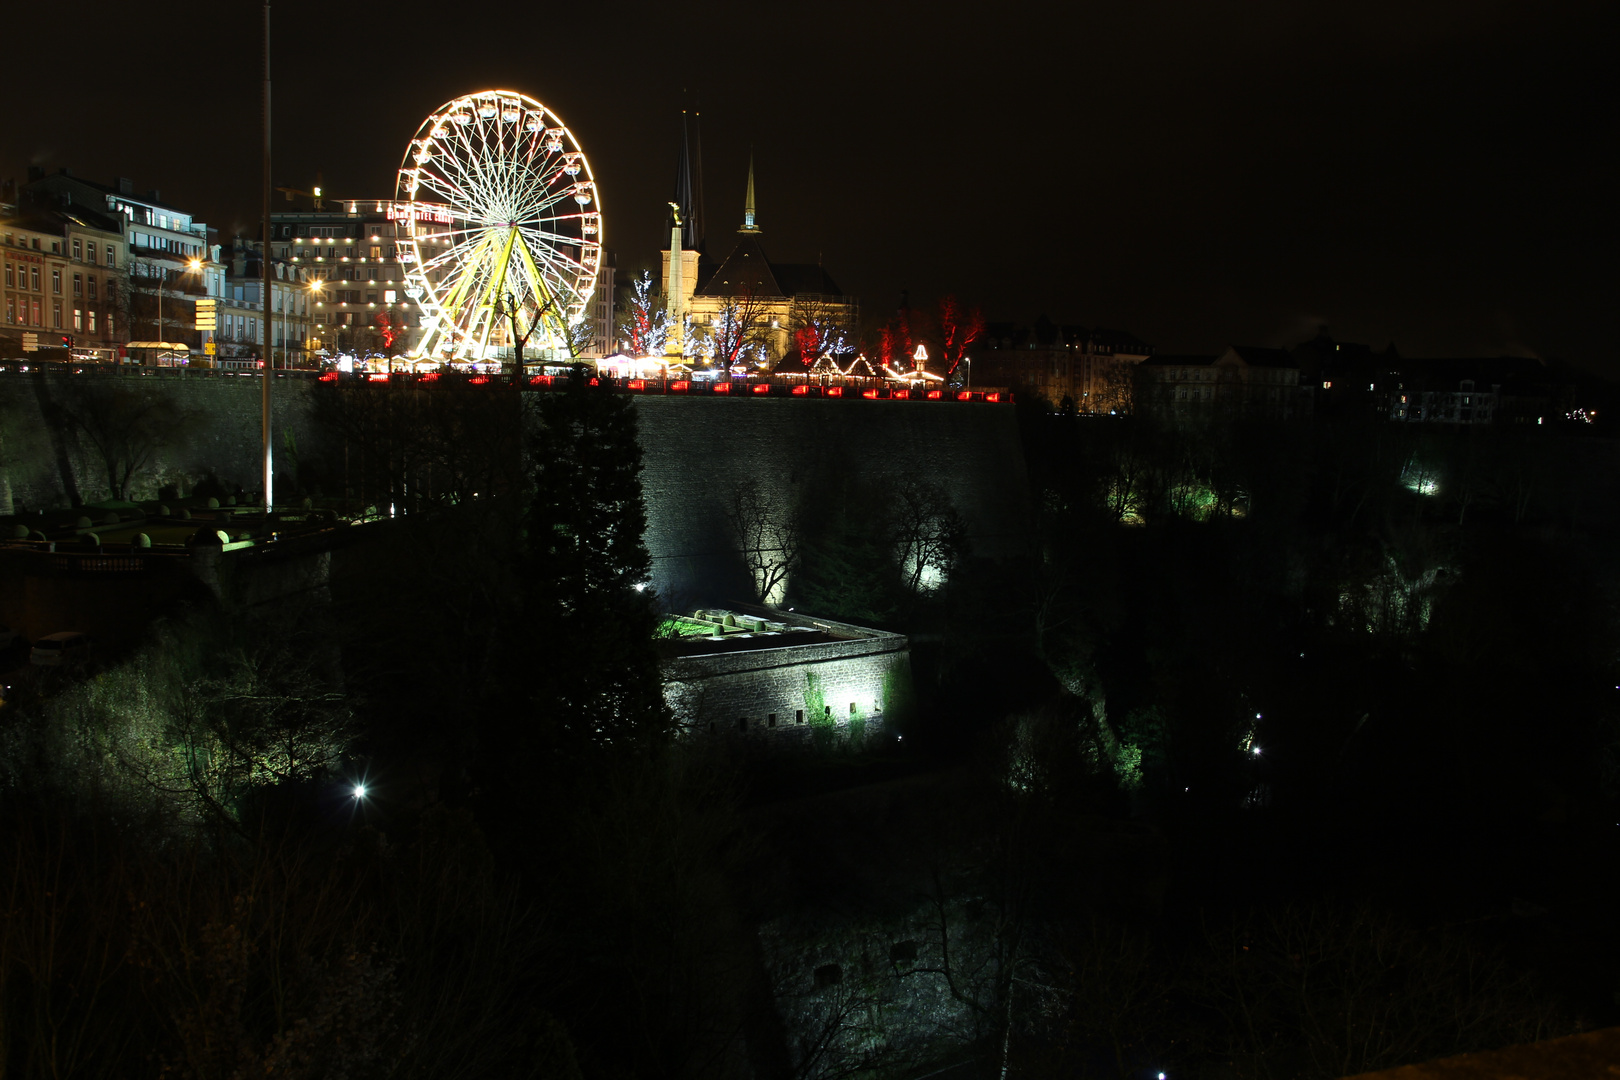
[396,90,602,366]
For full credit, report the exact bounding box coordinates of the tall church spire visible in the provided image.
[691,97,707,254]
[741,151,759,233]
[670,110,695,250]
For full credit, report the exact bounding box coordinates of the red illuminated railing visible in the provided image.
[288,368,1012,402]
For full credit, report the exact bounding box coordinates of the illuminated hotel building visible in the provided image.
[270,192,415,358]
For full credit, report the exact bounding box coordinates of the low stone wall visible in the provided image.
[661,615,910,752]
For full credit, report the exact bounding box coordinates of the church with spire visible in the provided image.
[660,115,857,366]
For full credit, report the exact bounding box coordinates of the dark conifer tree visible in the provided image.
[518,367,671,755]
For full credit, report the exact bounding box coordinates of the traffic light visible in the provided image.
[61,335,73,349]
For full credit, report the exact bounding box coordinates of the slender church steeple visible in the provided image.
[670,110,695,250]
[691,98,707,254]
[741,151,760,233]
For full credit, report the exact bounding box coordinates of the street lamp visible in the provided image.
[307,278,326,365]
[154,257,203,349]
[280,272,323,369]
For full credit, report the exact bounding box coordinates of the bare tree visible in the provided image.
[47,375,194,500]
[724,477,800,604]
[0,397,50,513]
[1091,355,1142,415]
[494,291,574,377]
[708,287,772,371]
[891,479,966,593]
[1189,905,1571,1080]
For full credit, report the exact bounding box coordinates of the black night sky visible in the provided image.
[8,0,1615,367]
[8,4,1620,1074]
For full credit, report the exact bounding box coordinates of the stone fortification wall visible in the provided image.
[0,372,320,513]
[662,619,910,752]
[1,377,1032,603]
[632,396,1030,602]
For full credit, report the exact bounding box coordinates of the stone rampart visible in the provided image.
[0,371,321,513]
[662,614,910,752]
[633,396,1030,601]
[1,375,1032,604]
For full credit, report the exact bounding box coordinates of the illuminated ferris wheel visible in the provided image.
[396,90,601,364]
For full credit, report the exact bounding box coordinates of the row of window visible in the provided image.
[130,232,199,259]
[279,246,395,261]
[1394,407,1494,422]
[1157,368,1296,383]
[279,224,392,239]
[4,264,42,291]
[115,202,189,233]
[718,700,877,733]
[3,298,109,335]
[1173,387,1287,403]
[66,239,115,267]
[303,265,396,282]
[0,234,115,268]
[4,265,110,301]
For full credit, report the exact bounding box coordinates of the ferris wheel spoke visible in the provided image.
[518,224,590,272]
[513,233,574,294]
[414,172,473,213]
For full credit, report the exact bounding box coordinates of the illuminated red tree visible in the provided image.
[937,295,984,378]
[374,311,399,351]
[794,324,822,361]
[876,315,913,368]
[617,271,667,357]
